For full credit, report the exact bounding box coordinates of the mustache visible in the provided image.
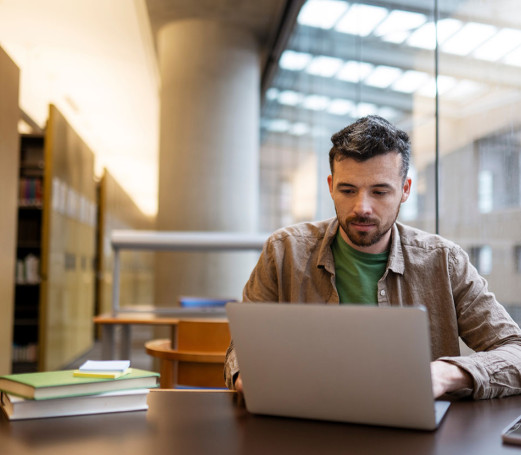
[346,216,378,225]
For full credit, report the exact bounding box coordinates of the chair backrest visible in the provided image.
[176,319,231,352]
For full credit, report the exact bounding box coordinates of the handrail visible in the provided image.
[110,230,268,316]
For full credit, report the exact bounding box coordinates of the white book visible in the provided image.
[0,388,149,421]
[78,360,131,372]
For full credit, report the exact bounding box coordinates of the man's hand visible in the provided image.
[234,374,243,393]
[431,360,473,398]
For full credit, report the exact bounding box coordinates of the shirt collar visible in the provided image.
[387,223,405,275]
[317,217,338,273]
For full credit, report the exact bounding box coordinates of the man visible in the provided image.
[224,115,521,400]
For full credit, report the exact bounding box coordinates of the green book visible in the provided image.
[0,368,159,400]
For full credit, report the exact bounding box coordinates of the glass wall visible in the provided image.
[260,0,521,321]
[437,0,521,318]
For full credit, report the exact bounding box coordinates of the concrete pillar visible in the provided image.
[155,19,260,305]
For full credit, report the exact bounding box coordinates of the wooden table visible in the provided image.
[93,307,227,360]
[93,312,180,360]
[3,390,521,455]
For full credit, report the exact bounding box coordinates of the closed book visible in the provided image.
[0,388,150,420]
[0,368,159,400]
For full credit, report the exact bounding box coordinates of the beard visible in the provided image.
[337,204,401,248]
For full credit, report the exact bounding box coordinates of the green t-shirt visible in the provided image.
[331,231,388,304]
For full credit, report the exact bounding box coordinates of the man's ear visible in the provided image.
[327,174,334,196]
[401,177,412,203]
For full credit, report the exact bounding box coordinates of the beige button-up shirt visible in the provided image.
[224,217,521,399]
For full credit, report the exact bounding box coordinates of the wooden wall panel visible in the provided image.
[0,47,20,374]
[40,105,97,371]
[97,169,155,315]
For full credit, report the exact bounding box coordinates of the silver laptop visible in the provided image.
[226,302,450,430]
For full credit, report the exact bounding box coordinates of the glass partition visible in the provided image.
[438,0,521,318]
[260,0,521,321]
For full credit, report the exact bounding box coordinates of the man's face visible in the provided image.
[327,153,411,254]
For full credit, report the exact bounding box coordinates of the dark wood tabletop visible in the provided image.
[2,390,521,455]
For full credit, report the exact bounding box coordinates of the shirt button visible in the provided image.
[380,290,386,296]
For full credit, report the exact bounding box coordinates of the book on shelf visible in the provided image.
[0,368,159,400]
[0,388,150,421]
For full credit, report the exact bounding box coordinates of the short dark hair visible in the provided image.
[329,115,411,180]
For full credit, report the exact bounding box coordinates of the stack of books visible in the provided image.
[0,361,159,420]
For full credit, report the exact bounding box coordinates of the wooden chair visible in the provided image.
[145,319,230,389]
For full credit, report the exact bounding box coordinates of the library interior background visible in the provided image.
[1,0,521,374]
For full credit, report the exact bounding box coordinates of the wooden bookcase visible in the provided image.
[97,169,156,316]
[12,135,45,372]
[11,105,97,372]
[39,105,97,371]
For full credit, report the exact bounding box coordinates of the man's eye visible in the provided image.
[373,191,388,196]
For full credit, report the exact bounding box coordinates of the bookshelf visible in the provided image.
[39,105,97,371]
[97,169,155,316]
[11,105,97,372]
[13,135,45,372]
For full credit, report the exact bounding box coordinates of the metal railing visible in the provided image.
[110,230,268,316]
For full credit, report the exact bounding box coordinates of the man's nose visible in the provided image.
[353,193,372,216]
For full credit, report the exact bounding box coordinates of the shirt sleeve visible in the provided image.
[441,245,521,399]
[224,239,280,389]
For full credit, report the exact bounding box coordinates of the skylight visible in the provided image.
[278,90,303,106]
[297,0,349,30]
[418,75,458,97]
[328,98,355,115]
[365,65,402,88]
[336,61,374,82]
[378,107,400,121]
[306,55,344,77]
[503,45,521,66]
[289,122,310,136]
[407,18,463,50]
[443,80,484,100]
[441,22,497,56]
[473,28,521,61]
[334,4,388,37]
[265,119,290,133]
[279,50,313,71]
[392,70,429,93]
[355,102,379,117]
[302,95,330,111]
[374,10,427,38]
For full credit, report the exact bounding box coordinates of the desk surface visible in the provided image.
[2,390,521,455]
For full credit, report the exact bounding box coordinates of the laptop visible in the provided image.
[226,302,450,430]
